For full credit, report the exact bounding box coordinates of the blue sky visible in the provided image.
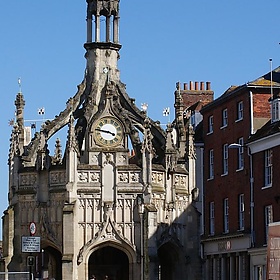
[0,0,280,236]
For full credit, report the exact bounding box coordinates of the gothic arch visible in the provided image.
[41,245,62,280]
[85,241,136,280]
[158,241,184,280]
[85,240,136,264]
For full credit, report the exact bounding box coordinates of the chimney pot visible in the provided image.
[195,81,199,90]
[206,81,211,90]
[190,81,194,90]
[184,83,188,90]
[200,82,205,91]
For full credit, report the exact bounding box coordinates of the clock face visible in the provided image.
[94,117,123,147]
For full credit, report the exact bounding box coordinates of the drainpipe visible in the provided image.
[249,91,254,135]
[248,148,255,247]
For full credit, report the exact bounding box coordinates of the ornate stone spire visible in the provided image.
[84,0,122,101]
[86,0,120,44]
[14,92,25,154]
[53,138,63,164]
[141,117,154,203]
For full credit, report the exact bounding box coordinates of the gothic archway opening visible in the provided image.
[158,242,180,280]
[88,246,129,280]
[41,246,62,280]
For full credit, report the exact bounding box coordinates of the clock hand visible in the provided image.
[95,128,115,136]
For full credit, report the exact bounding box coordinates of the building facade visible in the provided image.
[247,79,280,279]
[200,69,280,280]
[2,1,202,280]
[174,81,214,238]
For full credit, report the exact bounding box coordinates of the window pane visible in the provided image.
[208,115,213,133]
[239,194,244,230]
[238,137,244,169]
[209,149,214,179]
[264,149,272,186]
[222,109,228,126]
[237,101,243,120]
[223,144,228,174]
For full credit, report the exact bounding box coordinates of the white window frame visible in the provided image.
[222,144,228,175]
[237,101,243,121]
[271,99,280,122]
[223,198,229,233]
[209,149,214,179]
[264,149,272,187]
[221,108,228,128]
[208,115,214,134]
[264,205,273,243]
[238,194,245,230]
[209,202,215,235]
[237,137,244,170]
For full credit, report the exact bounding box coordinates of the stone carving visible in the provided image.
[174,174,188,189]
[89,172,100,183]
[118,155,127,164]
[90,154,99,165]
[130,172,139,183]
[88,0,120,17]
[20,173,37,186]
[77,171,100,183]
[78,171,89,182]
[87,199,93,208]
[152,172,164,186]
[118,172,129,183]
[50,171,66,185]
[79,199,86,209]
[117,171,141,184]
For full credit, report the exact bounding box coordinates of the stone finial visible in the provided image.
[54,138,63,164]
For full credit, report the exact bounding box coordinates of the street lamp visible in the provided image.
[228,143,255,247]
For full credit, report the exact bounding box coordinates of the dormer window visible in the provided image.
[271,98,280,122]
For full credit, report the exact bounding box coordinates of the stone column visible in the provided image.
[95,15,100,42]
[221,255,226,280]
[87,13,92,43]
[213,257,217,280]
[113,16,119,43]
[238,254,244,280]
[62,203,76,280]
[229,254,235,280]
[106,16,110,42]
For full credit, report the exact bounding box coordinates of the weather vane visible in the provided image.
[163,107,170,123]
[18,77,22,93]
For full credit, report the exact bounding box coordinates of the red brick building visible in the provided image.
[200,68,280,280]
[247,79,280,278]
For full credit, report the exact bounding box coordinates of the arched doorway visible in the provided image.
[158,242,180,280]
[88,246,129,280]
[41,246,62,280]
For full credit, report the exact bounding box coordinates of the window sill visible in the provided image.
[262,184,272,190]
[235,118,243,123]
[207,177,214,181]
[236,167,244,172]
[221,172,228,177]
[220,125,227,129]
[207,131,213,135]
